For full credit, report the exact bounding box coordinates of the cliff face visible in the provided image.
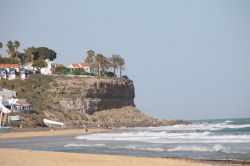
[0,75,190,128]
[52,77,135,115]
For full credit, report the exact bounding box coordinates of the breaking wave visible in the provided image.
[167,144,228,152]
[76,130,250,144]
[70,118,250,160]
[65,143,106,148]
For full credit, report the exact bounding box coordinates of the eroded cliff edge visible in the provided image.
[0,75,190,128]
[54,77,135,115]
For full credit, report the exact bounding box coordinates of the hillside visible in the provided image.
[0,75,189,128]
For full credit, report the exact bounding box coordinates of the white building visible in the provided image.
[40,59,54,75]
[0,64,20,80]
[69,62,91,73]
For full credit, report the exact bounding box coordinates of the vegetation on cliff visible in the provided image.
[0,40,57,68]
[0,75,190,128]
[0,75,133,127]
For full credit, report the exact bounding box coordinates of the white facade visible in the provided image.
[6,67,19,80]
[41,59,53,75]
[69,63,91,73]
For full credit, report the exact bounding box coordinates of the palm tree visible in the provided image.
[14,41,20,59]
[0,41,2,58]
[117,56,125,77]
[18,53,28,67]
[25,47,36,63]
[96,54,105,76]
[14,41,20,50]
[7,41,15,58]
[85,50,95,64]
[0,41,2,57]
[111,54,120,76]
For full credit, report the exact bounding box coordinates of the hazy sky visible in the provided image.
[0,0,249,120]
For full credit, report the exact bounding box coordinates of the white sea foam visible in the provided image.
[167,144,229,152]
[117,145,164,152]
[140,122,250,133]
[65,143,106,148]
[76,130,250,143]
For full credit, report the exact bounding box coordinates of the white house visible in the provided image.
[80,63,91,73]
[0,64,20,80]
[41,59,54,75]
[19,68,26,79]
[69,62,91,73]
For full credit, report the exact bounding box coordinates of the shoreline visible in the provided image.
[0,128,249,165]
[0,148,248,166]
[0,127,111,139]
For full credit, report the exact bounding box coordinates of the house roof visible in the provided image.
[79,63,91,68]
[69,64,80,68]
[69,63,91,68]
[56,64,65,67]
[16,101,31,106]
[0,64,20,68]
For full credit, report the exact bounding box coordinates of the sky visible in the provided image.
[0,0,249,120]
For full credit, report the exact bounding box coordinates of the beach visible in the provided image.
[0,126,249,166]
[0,148,244,166]
[0,128,109,139]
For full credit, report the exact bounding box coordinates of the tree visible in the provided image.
[0,57,19,64]
[85,50,95,64]
[33,47,57,61]
[6,41,15,58]
[117,56,125,77]
[18,53,29,67]
[54,66,68,75]
[14,41,20,59]
[73,68,85,75]
[96,54,105,76]
[110,54,120,76]
[6,40,20,59]
[24,47,36,63]
[32,59,47,72]
[0,41,2,57]
[14,41,20,51]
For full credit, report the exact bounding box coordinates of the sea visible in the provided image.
[64,118,250,161]
[1,118,250,161]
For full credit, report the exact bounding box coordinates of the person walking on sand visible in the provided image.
[83,124,88,132]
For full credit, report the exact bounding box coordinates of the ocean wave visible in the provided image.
[167,144,250,154]
[64,143,165,152]
[75,131,250,143]
[64,143,106,148]
[116,145,164,152]
[143,123,250,132]
[167,144,229,153]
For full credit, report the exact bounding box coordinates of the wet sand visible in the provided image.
[0,148,244,166]
[0,128,109,139]
[0,129,248,166]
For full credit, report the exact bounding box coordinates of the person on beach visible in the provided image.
[83,124,88,132]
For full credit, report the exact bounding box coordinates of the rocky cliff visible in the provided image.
[0,75,190,128]
[53,77,135,115]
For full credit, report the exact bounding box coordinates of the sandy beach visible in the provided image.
[0,129,248,166]
[0,148,245,166]
[0,128,109,139]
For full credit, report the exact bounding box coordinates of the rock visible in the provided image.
[1,75,190,128]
